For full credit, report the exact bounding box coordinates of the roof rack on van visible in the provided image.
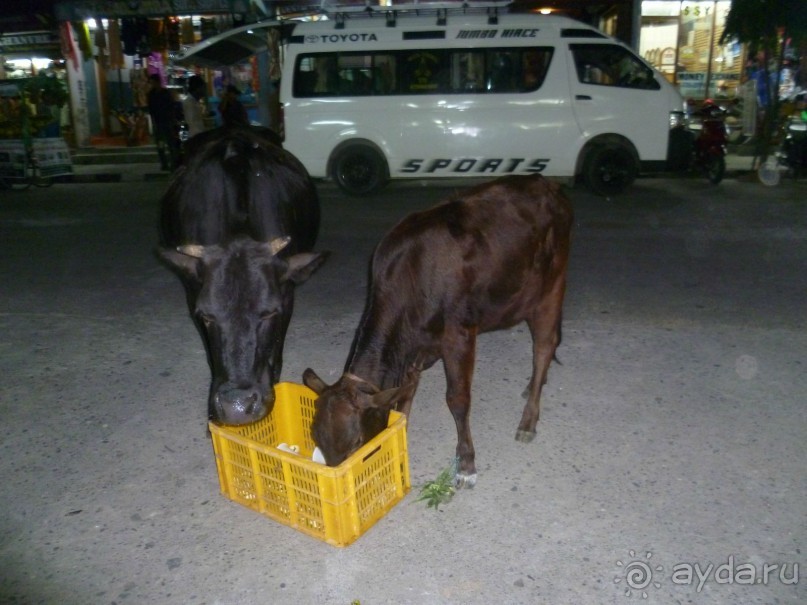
[318,0,513,27]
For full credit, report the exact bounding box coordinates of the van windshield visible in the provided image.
[293,47,554,97]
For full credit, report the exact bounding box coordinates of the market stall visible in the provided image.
[0,77,73,187]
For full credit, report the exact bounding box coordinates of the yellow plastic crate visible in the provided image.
[209,382,410,547]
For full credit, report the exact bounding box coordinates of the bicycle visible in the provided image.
[0,148,54,190]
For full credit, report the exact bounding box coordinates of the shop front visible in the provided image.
[640,1,744,100]
[638,1,757,137]
[53,0,272,147]
[0,20,73,183]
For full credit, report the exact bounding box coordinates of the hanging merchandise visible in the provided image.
[59,22,79,69]
[121,17,149,56]
[72,21,93,58]
[131,68,149,109]
[268,28,281,81]
[94,18,107,69]
[108,19,124,69]
[121,18,138,55]
[200,18,218,40]
[146,52,166,84]
[251,56,260,93]
[167,18,180,52]
[148,18,166,52]
[137,19,151,57]
[180,18,195,46]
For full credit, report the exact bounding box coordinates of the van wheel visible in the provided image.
[583,145,636,196]
[332,145,388,196]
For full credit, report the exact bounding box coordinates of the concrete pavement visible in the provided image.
[1,174,803,605]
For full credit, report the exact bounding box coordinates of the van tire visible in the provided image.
[583,145,637,196]
[332,145,388,196]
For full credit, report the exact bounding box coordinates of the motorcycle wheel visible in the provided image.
[705,155,726,184]
[757,157,782,187]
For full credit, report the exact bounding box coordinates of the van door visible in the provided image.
[567,43,670,161]
[437,47,582,178]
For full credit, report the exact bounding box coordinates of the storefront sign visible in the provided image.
[677,72,707,98]
[0,31,60,55]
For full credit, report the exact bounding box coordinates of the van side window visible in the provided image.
[293,47,554,97]
[451,51,486,92]
[521,48,552,92]
[402,50,450,93]
[570,44,659,90]
[293,53,398,97]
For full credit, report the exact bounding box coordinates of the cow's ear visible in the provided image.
[282,251,331,285]
[303,368,329,395]
[158,247,202,279]
[371,382,417,411]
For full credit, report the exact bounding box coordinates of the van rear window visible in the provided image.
[293,47,554,97]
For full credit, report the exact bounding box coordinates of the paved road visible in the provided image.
[1,175,804,604]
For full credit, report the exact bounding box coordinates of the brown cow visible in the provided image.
[303,174,573,487]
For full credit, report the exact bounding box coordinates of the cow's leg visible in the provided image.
[396,366,422,417]
[516,284,565,442]
[442,326,478,488]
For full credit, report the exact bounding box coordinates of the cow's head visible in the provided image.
[303,369,416,466]
[161,237,328,425]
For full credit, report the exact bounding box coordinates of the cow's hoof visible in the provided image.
[454,472,477,489]
[515,429,536,443]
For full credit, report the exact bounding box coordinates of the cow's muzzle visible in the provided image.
[213,385,274,425]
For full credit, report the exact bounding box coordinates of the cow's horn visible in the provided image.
[177,244,205,258]
[269,236,291,255]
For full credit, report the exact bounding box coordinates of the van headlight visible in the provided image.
[669,111,687,129]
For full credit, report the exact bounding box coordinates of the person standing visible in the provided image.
[219,84,249,128]
[182,75,208,139]
[146,74,178,170]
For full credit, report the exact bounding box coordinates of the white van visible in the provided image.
[179,7,686,196]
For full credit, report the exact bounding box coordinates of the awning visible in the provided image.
[173,20,285,68]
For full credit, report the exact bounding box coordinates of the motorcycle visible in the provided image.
[668,99,730,184]
[757,92,807,187]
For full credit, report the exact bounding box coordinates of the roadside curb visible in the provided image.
[66,171,172,183]
[65,170,755,185]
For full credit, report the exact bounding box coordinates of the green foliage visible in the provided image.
[24,73,68,108]
[415,462,456,511]
[719,0,806,46]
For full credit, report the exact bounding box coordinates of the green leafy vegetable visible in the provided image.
[415,461,457,510]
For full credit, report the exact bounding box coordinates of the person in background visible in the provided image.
[219,84,249,128]
[146,74,178,170]
[182,75,208,138]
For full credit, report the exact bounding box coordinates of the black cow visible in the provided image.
[159,126,328,425]
[304,174,572,486]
